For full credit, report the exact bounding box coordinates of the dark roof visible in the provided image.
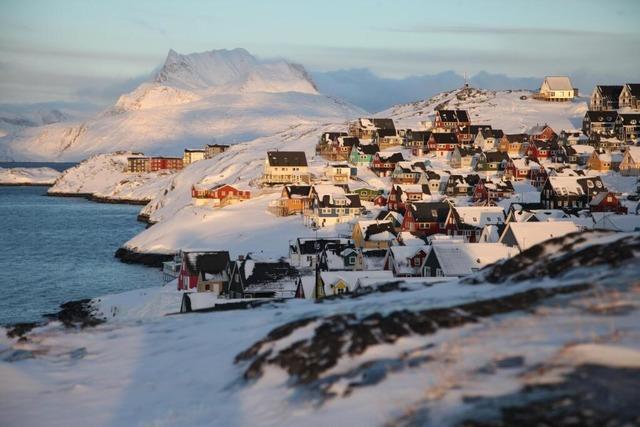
[372,118,396,130]
[296,238,353,255]
[431,133,458,144]
[184,251,231,277]
[407,130,431,142]
[340,136,360,147]
[206,144,230,148]
[317,193,362,208]
[584,111,618,123]
[457,146,481,157]
[408,201,451,222]
[624,83,640,97]
[284,185,311,198]
[357,143,380,155]
[424,170,441,180]
[577,176,607,194]
[469,125,492,135]
[504,133,530,143]
[323,132,348,140]
[346,194,362,208]
[241,260,299,285]
[364,222,397,241]
[618,113,640,124]
[184,148,206,153]
[483,151,510,163]
[267,151,308,167]
[465,174,481,185]
[596,85,623,99]
[437,110,469,122]
[377,152,405,163]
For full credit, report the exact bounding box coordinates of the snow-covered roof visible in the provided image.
[454,206,505,228]
[500,222,580,250]
[543,76,574,91]
[625,146,640,162]
[593,213,640,232]
[571,144,595,155]
[430,242,517,276]
[547,176,585,196]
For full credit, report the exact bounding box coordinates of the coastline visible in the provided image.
[47,191,151,206]
[0,182,55,187]
[114,246,174,267]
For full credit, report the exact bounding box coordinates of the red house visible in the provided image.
[388,184,430,214]
[428,133,459,157]
[401,201,457,236]
[177,251,231,292]
[373,194,387,207]
[528,165,548,189]
[473,179,515,205]
[529,124,557,142]
[371,152,405,177]
[589,192,627,214]
[192,184,251,207]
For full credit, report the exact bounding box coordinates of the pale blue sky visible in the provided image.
[1,0,639,104]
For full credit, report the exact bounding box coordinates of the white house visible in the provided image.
[538,76,576,102]
[262,151,310,185]
[499,222,580,251]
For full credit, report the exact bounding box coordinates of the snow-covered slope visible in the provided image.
[2,232,639,427]
[0,167,61,185]
[1,49,363,161]
[48,152,175,202]
[381,87,588,132]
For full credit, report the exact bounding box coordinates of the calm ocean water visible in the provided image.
[0,186,163,325]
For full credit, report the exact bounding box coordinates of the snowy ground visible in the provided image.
[1,232,639,427]
[0,167,61,185]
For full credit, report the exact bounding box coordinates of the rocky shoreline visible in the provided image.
[0,182,55,187]
[48,191,151,205]
[114,247,174,267]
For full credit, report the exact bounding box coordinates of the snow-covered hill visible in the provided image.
[380,87,588,132]
[0,167,61,185]
[0,49,364,161]
[48,152,175,202]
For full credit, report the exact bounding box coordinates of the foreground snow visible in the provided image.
[0,167,61,185]
[1,232,639,427]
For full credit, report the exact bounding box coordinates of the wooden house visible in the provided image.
[589,192,627,214]
[540,176,606,209]
[423,242,516,277]
[528,124,557,141]
[616,113,640,141]
[318,136,359,161]
[444,174,479,196]
[428,132,459,157]
[450,146,481,169]
[499,222,579,252]
[388,184,430,213]
[348,143,379,166]
[348,118,396,140]
[498,134,529,156]
[405,130,431,156]
[191,183,250,208]
[288,238,356,270]
[588,150,623,171]
[262,151,310,185]
[305,184,362,227]
[619,83,640,110]
[383,245,431,277]
[590,85,623,111]
[474,151,510,172]
[325,163,355,184]
[473,178,514,205]
[268,185,312,216]
[371,152,405,177]
[536,76,576,102]
[432,109,470,132]
[582,111,618,137]
[227,257,299,299]
[474,129,504,151]
[453,206,506,243]
[620,146,640,176]
[391,161,427,184]
[352,220,398,249]
[401,201,457,236]
[351,186,382,202]
[177,251,231,293]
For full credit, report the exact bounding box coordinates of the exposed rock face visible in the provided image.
[236,284,590,391]
[114,247,173,267]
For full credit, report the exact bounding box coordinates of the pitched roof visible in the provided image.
[430,242,516,276]
[483,151,510,163]
[184,251,231,277]
[480,129,504,139]
[585,111,618,123]
[617,113,640,125]
[358,220,397,241]
[500,222,580,250]
[437,109,470,122]
[408,130,431,142]
[454,206,505,228]
[377,152,405,163]
[267,151,308,167]
[355,143,380,155]
[543,76,574,91]
[596,85,623,99]
[407,201,451,222]
[284,185,311,198]
[431,133,458,144]
[504,133,530,143]
[624,83,640,97]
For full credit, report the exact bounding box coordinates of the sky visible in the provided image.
[1,0,639,105]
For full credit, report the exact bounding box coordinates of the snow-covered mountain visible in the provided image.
[0,48,364,161]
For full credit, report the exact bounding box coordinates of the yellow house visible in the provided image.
[588,151,623,171]
[538,76,576,102]
[351,220,397,249]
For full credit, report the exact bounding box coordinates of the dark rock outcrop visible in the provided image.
[114,247,174,267]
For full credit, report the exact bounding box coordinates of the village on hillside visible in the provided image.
[121,78,640,313]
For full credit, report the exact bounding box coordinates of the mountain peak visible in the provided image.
[153,48,317,94]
